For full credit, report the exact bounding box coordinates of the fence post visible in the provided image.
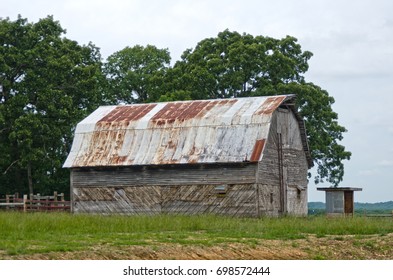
[60,193,65,209]
[23,194,27,212]
[30,193,33,210]
[37,193,41,211]
[5,195,9,210]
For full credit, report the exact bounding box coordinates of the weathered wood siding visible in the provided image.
[72,184,259,217]
[71,164,260,216]
[71,163,256,187]
[278,109,308,215]
[256,184,281,216]
[256,112,282,216]
[257,109,308,216]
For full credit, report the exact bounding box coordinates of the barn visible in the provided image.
[63,94,313,217]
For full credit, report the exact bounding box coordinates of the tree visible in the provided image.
[167,30,351,186]
[104,45,171,104]
[0,15,104,196]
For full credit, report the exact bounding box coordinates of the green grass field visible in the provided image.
[0,212,392,259]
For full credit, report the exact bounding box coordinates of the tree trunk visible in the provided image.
[27,162,33,196]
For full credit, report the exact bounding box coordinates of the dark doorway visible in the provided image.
[344,191,354,215]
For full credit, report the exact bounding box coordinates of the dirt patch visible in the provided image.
[3,234,393,260]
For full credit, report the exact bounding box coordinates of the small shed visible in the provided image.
[317,187,363,216]
[63,95,313,217]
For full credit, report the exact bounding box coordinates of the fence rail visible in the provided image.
[0,193,70,212]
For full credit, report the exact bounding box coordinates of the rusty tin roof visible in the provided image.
[64,95,306,168]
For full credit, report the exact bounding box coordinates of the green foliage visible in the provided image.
[172,30,312,99]
[157,90,192,102]
[0,15,104,195]
[104,45,170,103]
[355,201,393,211]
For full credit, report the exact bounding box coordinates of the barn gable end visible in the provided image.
[64,95,312,217]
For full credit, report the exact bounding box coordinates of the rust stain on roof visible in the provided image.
[151,99,238,124]
[99,104,157,123]
[255,96,286,115]
[250,139,266,162]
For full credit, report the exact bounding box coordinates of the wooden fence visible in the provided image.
[0,192,70,212]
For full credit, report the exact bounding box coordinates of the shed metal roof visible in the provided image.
[64,95,306,168]
[317,187,363,192]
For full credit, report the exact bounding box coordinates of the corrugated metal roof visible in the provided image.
[64,95,296,168]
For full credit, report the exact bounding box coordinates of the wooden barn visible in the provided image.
[63,95,313,217]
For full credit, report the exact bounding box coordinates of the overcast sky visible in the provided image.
[2,0,393,202]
